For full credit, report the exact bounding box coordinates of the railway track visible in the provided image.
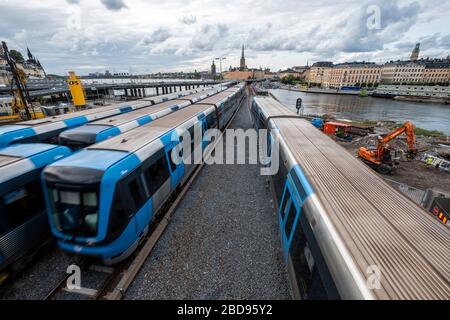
[43,95,246,300]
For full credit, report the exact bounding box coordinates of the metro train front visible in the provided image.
[41,150,140,264]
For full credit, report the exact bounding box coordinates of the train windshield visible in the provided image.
[48,186,99,237]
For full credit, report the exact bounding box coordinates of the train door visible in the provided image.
[278,174,302,259]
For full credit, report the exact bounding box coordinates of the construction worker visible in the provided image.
[426,156,433,166]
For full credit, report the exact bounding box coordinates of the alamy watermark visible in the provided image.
[169,123,280,175]
[366,265,382,290]
[366,5,381,30]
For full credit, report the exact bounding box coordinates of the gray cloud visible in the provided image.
[100,0,128,11]
[179,15,197,25]
[191,24,229,50]
[0,0,448,74]
[140,28,171,45]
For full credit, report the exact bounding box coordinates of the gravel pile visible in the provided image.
[125,95,291,300]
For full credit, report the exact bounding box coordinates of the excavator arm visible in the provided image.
[358,121,417,174]
[377,121,417,156]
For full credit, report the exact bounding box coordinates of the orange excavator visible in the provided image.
[358,121,417,174]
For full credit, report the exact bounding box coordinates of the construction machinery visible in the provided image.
[1,41,44,121]
[358,121,417,174]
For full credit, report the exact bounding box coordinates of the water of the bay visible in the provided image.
[270,89,450,135]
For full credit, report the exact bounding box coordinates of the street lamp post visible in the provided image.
[215,57,226,90]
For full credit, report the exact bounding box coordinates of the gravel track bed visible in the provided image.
[125,96,291,300]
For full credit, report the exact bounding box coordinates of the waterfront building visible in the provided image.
[380,59,449,85]
[279,69,303,80]
[222,69,265,80]
[380,61,425,84]
[321,62,381,88]
[222,44,265,80]
[0,46,46,80]
[422,60,450,85]
[21,47,46,79]
[307,62,333,86]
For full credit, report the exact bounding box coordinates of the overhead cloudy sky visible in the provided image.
[1,0,449,75]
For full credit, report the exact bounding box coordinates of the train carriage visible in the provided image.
[251,96,450,300]
[58,89,221,149]
[0,88,209,148]
[42,85,245,264]
[0,143,71,281]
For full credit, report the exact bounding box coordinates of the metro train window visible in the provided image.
[279,191,291,221]
[128,178,145,210]
[285,201,298,240]
[144,153,170,196]
[273,157,288,203]
[47,185,99,236]
[0,180,46,235]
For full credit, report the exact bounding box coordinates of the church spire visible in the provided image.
[27,47,33,61]
[240,43,246,71]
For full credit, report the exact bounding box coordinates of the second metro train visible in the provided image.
[41,84,245,264]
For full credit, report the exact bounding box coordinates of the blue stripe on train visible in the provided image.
[29,146,72,168]
[119,106,133,113]
[63,116,89,128]
[0,127,37,147]
[136,115,152,126]
[279,165,315,259]
[292,164,314,201]
[95,127,122,143]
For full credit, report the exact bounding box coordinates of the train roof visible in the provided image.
[139,87,207,103]
[0,143,71,186]
[195,91,236,106]
[89,104,214,153]
[88,99,190,127]
[49,90,238,171]
[16,102,145,127]
[254,96,450,299]
[47,148,127,171]
[4,88,207,129]
[60,89,220,137]
[0,142,59,159]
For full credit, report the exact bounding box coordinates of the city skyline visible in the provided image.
[0,0,449,75]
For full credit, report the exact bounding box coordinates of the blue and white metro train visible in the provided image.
[0,87,211,149]
[41,84,246,264]
[0,143,71,281]
[0,87,223,278]
[251,96,449,300]
[58,89,221,149]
